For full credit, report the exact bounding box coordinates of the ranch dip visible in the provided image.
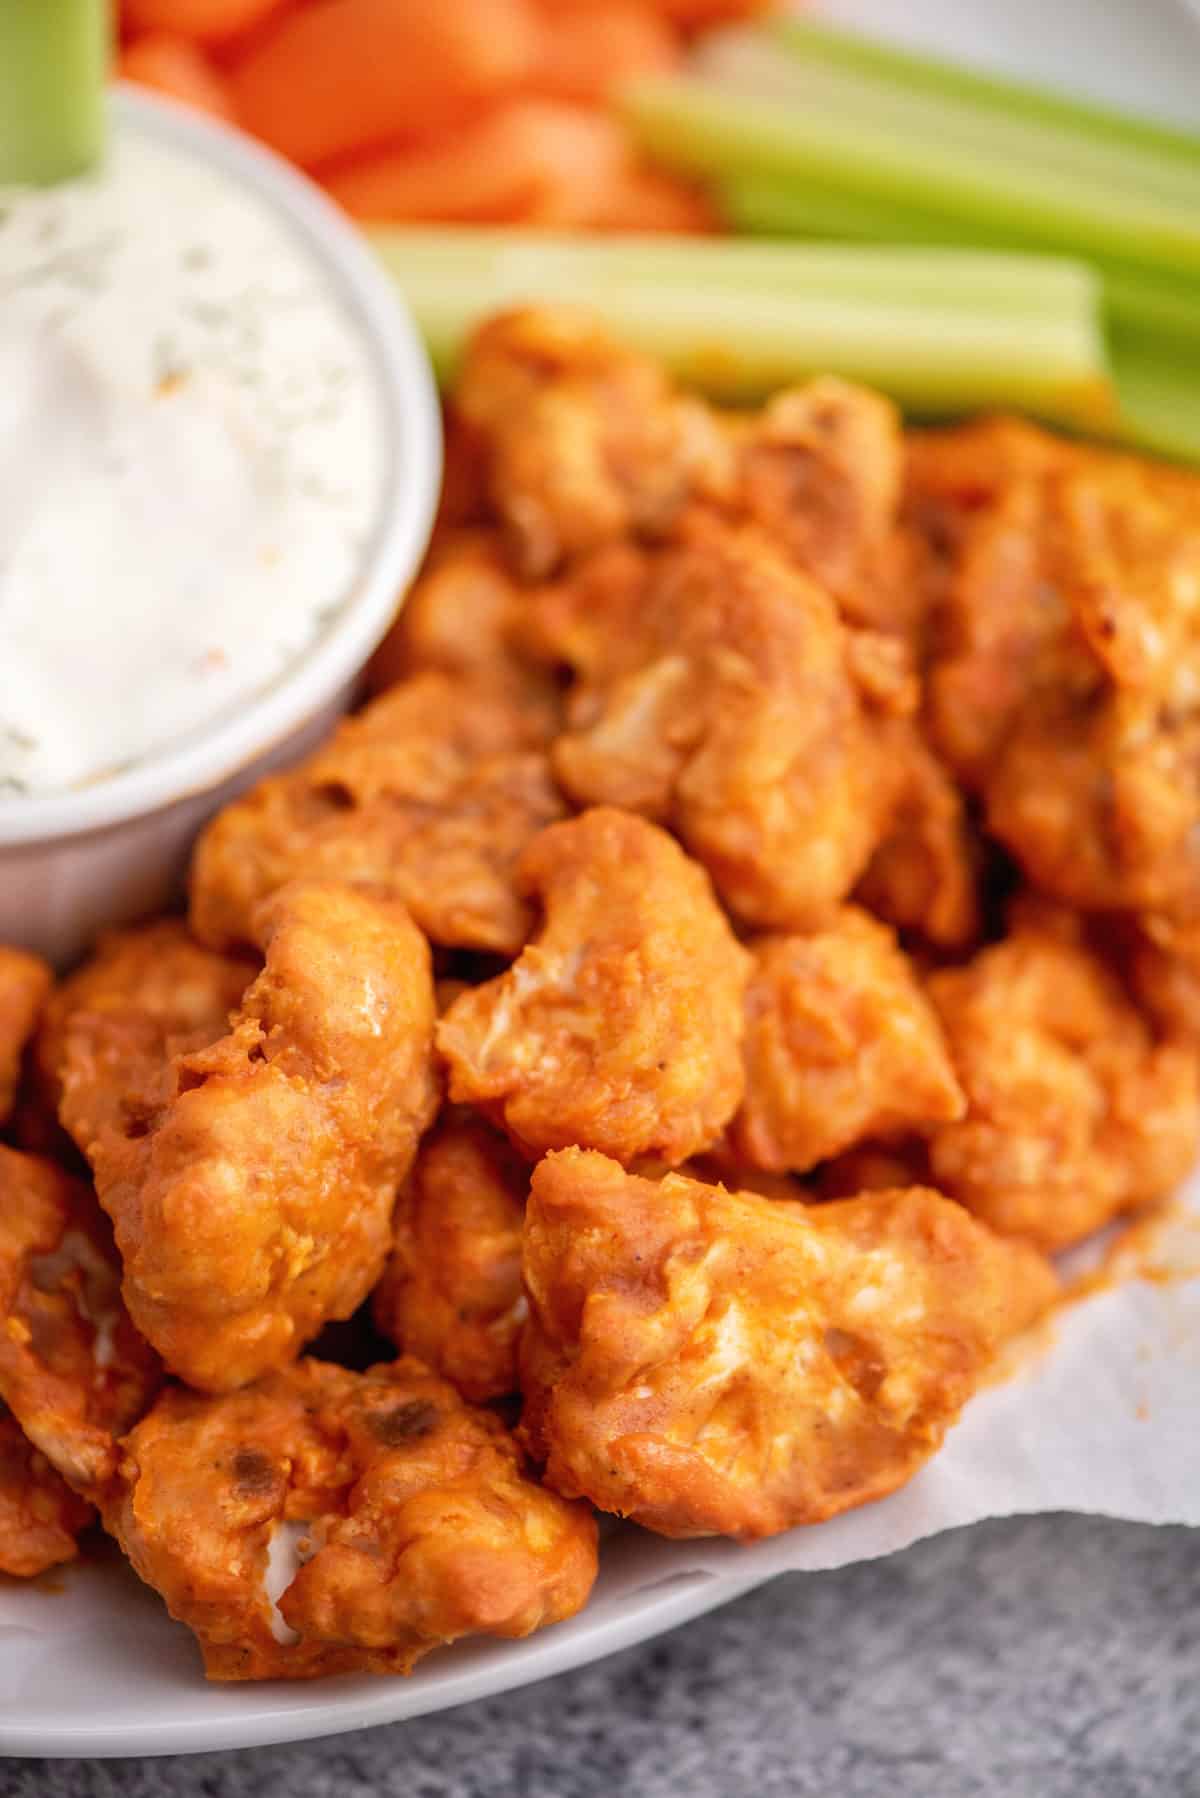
[0,121,385,799]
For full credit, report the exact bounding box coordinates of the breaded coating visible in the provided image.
[523,510,905,929]
[520,1150,1057,1540]
[855,729,981,949]
[108,1356,598,1681]
[41,919,253,1158]
[190,673,566,957]
[0,947,51,1127]
[739,379,901,598]
[912,423,1200,932]
[0,1408,93,1578]
[927,928,1200,1252]
[1123,917,1200,1049]
[985,458,1200,919]
[72,882,438,1392]
[0,1146,160,1501]
[727,908,964,1175]
[907,418,1080,786]
[455,307,736,578]
[438,809,751,1165]
[738,377,926,643]
[365,529,561,733]
[373,1110,528,1402]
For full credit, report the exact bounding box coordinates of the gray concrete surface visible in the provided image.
[3,1514,1197,1798]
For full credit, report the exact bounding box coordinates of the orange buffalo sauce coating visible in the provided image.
[520,1150,1058,1540]
[109,1356,597,1681]
[438,808,751,1166]
[76,883,438,1392]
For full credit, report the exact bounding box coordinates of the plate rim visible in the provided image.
[1,1559,775,1760]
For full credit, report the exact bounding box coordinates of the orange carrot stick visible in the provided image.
[647,0,775,26]
[321,98,630,224]
[579,166,721,233]
[118,33,239,122]
[533,5,678,105]
[122,0,289,46]
[230,0,543,168]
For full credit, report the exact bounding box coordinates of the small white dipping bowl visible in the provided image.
[0,86,442,968]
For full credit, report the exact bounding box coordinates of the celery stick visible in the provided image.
[368,228,1114,427]
[723,172,1200,354]
[1104,271,1200,354]
[770,18,1200,172]
[388,231,1101,317]
[694,29,1200,210]
[0,0,108,185]
[721,170,1001,251]
[621,78,1200,278]
[1112,338,1200,465]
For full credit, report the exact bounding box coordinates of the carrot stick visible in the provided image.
[119,33,239,121]
[321,99,630,224]
[579,166,720,233]
[122,0,288,45]
[533,5,678,105]
[230,0,543,168]
[645,0,774,26]
[536,0,772,22]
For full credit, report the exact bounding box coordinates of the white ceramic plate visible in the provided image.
[4,0,1198,1760]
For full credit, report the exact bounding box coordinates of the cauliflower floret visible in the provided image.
[108,1356,597,1681]
[520,1149,1058,1540]
[438,808,750,1166]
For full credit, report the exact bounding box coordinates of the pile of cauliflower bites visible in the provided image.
[3,307,1198,1680]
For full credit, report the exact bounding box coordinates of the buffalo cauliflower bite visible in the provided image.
[1123,915,1200,1048]
[41,919,254,1160]
[984,458,1200,925]
[0,1407,93,1577]
[738,378,901,597]
[727,908,964,1175]
[907,419,1080,787]
[189,673,566,958]
[438,808,751,1165]
[365,529,562,734]
[0,1146,160,1501]
[912,424,1200,932]
[455,307,736,578]
[926,927,1200,1253]
[72,882,438,1392]
[737,376,928,644]
[373,1110,528,1403]
[520,1150,1058,1540]
[855,729,981,949]
[0,948,51,1128]
[108,1356,598,1681]
[524,510,905,929]
[988,720,1200,933]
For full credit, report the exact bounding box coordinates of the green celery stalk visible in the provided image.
[693,28,1200,209]
[769,18,1200,171]
[368,227,1114,427]
[721,169,1006,251]
[386,230,1101,315]
[722,171,1200,355]
[0,0,109,185]
[1102,271,1200,354]
[1112,336,1200,464]
[620,77,1200,278]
